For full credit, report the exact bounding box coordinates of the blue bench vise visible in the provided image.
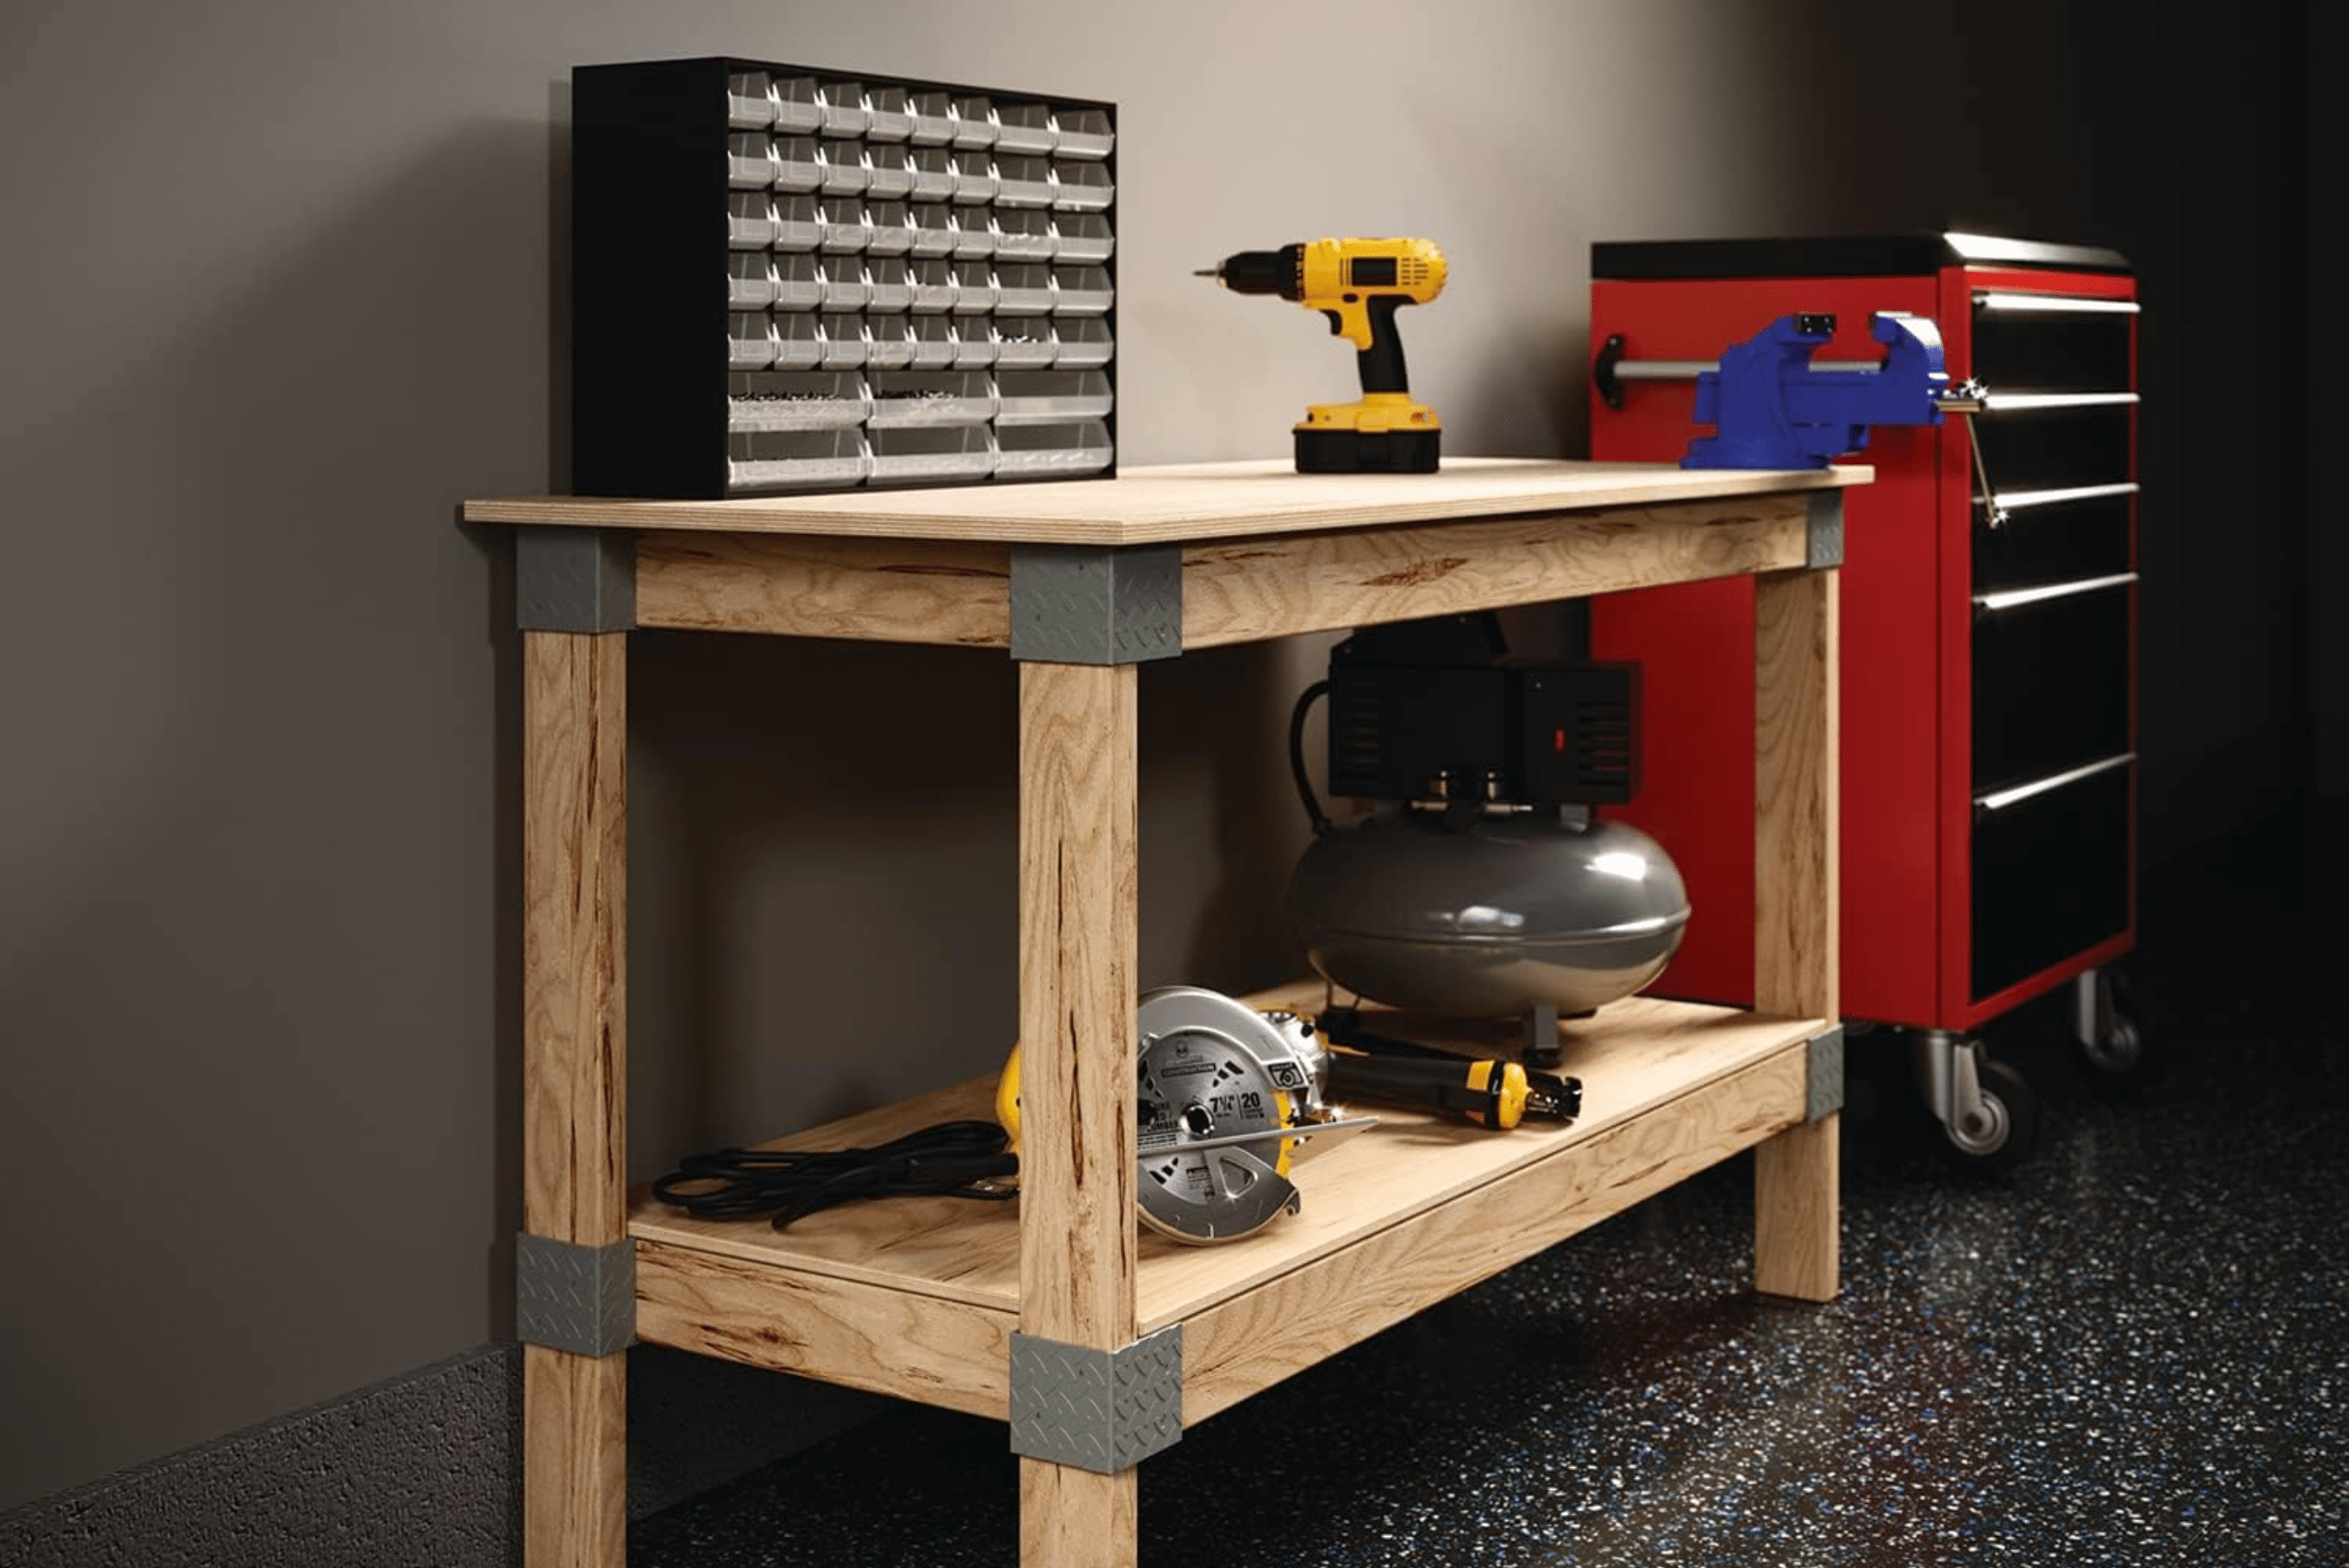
[1682,311,1967,470]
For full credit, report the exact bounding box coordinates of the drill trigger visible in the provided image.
[1320,309,1344,338]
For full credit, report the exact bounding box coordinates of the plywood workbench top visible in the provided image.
[463,456,1869,547]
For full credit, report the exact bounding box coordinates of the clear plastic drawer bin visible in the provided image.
[774,136,822,193]
[1052,317,1113,368]
[818,197,871,253]
[1051,160,1113,212]
[870,423,995,484]
[728,427,869,491]
[1051,265,1113,316]
[995,101,1056,155]
[727,370,869,432]
[728,72,776,128]
[994,208,1055,261]
[864,313,915,370]
[774,193,822,251]
[818,80,869,139]
[1052,107,1114,160]
[995,369,1112,425]
[992,319,1056,369]
[867,369,995,428]
[996,263,1053,316]
[995,418,1111,476]
[1053,212,1113,264]
[729,192,777,250]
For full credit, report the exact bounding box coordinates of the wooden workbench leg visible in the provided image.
[522,630,629,1568]
[1016,660,1141,1568]
[1752,568,1840,1302]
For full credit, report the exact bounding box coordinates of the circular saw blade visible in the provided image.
[1133,987,1314,1243]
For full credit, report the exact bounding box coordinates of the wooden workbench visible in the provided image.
[464,457,1856,1568]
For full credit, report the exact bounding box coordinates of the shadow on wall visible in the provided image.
[1,108,554,1510]
[622,631,1323,1159]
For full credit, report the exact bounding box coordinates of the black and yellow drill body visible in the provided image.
[1203,237,1448,473]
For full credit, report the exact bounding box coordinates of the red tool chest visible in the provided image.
[1587,235,2138,1051]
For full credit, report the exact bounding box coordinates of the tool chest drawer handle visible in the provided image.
[1976,752,2135,814]
[1977,391,2139,412]
[1974,291,2142,315]
[1979,481,2138,513]
[1972,572,2136,614]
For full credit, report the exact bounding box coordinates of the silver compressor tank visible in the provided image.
[1287,806,1692,1019]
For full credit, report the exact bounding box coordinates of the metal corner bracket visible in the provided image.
[1806,1025,1846,1122]
[517,528,637,632]
[1008,1323,1183,1473]
[515,1233,636,1356]
[1805,490,1845,571]
[1008,543,1183,664]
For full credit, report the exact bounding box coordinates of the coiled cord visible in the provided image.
[651,1119,1018,1231]
[1289,679,1332,836]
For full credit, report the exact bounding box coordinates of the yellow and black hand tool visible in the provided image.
[1324,1049,1578,1131]
[1197,237,1448,474]
[1315,1006,1580,1131]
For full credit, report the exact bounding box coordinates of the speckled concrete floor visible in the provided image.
[634,830,2348,1567]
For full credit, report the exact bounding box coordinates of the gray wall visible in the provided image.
[0,0,2312,1520]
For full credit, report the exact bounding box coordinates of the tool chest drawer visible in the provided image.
[1973,489,2135,590]
[1972,761,2132,1000]
[1970,577,2133,791]
[573,56,1116,498]
[1970,293,2135,392]
[1971,402,2133,494]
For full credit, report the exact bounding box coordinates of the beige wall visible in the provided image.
[0,0,2309,1512]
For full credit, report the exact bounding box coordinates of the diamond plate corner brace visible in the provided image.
[1008,544,1182,664]
[1805,490,1845,570]
[515,1234,635,1356]
[1806,1026,1846,1122]
[1008,1324,1183,1473]
[517,527,636,632]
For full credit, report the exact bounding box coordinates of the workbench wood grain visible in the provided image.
[620,990,1830,1418]
[465,457,1866,547]
[521,631,628,1245]
[620,487,1825,649]
[1751,565,1842,1302]
[633,1240,1014,1418]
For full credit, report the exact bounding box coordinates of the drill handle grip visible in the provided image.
[1325,1051,1512,1128]
[1357,294,1412,396]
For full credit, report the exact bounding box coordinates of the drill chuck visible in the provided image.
[1207,246,1303,299]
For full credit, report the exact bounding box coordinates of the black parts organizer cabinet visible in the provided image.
[573,57,1116,498]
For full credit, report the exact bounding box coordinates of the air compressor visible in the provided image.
[1286,612,1690,1065]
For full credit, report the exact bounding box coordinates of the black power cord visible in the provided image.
[651,1119,1018,1232]
[1288,679,1332,836]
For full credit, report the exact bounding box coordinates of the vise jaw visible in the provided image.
[1682,311,1954,471]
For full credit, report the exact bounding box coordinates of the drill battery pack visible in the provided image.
[1296,426,1442,474]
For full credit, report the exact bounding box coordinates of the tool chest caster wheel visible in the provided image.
[1943,1057,2039,1172]
[2074,967,2147,1079]
[1917,1029,2040,1173]
[2081,1012,2144,1076]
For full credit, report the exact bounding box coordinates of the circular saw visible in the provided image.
[995,984,1371,1245]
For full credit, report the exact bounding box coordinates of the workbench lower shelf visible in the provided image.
[628,984,1834,1429]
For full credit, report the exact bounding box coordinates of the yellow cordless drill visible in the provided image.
[1197,237,1448,473]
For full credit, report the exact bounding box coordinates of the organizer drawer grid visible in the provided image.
[576,57,1116,498]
